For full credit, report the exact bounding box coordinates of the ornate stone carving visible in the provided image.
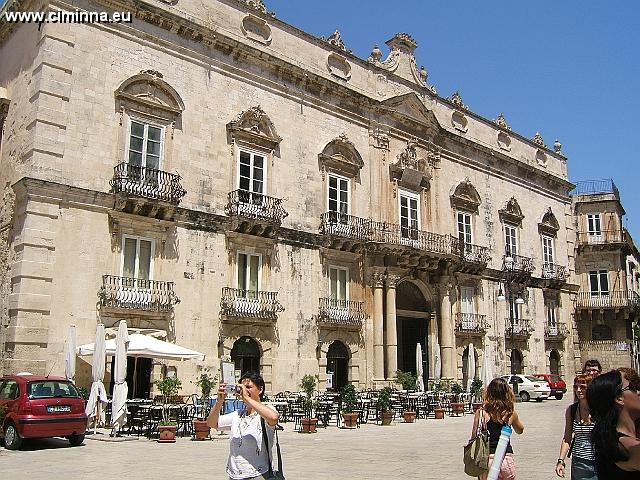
[326,53,352,81]
[449,91,468,110]
[324,30,350,53]
[241,14,272,45]
[389,138,435,191]
[450,178,481,213]
[115,71,185,116]
[494,113,511,131]
[497,131,511,151]
[227,105,281,150]
[370,128,390,151]
[451,111,468,133]
[243,0,275,17]
[499,197,525,226]
[368,45,383,63]
[533,131,546,148]
[554,139,562,154]
[370,272,386,289]
[385,274,401,288]
[318,133,363,178]
[538,207,560,237]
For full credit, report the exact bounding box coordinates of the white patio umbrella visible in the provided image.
[64,324,76,382]
[416,343,425,392]
[78,333,205,361]
[433,340,442,380]
[110,320,129,433]
[481,345,494,391]
[85,323,108,433]
[466,343,476,392]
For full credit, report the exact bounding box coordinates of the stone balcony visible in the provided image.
[450,237,491,273]
[98,275,180,313]
[541,262,568,281]
[225,189,288,238]
[544,323,570,341]
[454,313,489,336]
[576,291,640,310]
[220,287,284,322]
[317,297,367,330]
[110,162,186,220]
[319,212,370,252]
[505,319,534,339]
[502,253,535,282]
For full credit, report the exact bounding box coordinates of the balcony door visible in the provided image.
[327,174,350,234]
[457,211,473,259]
[460,286,475,329]
[127,120,163,187]
[589,270,609,297]
[238,150,265,208]
[546,300,558,335]
[504,224,518,257]
[399,190,419,246]
[587,213,602,244]
[121,236,154,306]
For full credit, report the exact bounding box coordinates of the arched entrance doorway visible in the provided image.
[326,341,349,392]
[549,349,560,374]
[231,336,261,375]
[511,349,523,374]
[395,281,430,385]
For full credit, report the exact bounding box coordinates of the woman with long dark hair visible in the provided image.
[587,370,640,478]
[470,377,524,479]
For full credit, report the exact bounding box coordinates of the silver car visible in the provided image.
[502,374,551,402]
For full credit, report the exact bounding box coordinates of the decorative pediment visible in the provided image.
[499,197,524,225]
[538,208,560,237]
[319,133,363,178]
[115,70,185,116]
[389,138,438,190]
[227,105,281,150]
[450,178,481,213]
[379,92,441,131]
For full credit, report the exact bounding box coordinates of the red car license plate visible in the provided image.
[47,405,71,413]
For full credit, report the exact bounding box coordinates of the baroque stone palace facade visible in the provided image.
[0,0,580,393]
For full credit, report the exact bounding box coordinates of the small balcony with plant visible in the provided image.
[224,189,288,238]
[317,297,367,330]
[220,287,284,323]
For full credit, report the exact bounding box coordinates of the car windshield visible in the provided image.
[27,381,80,399]
[525,376,542,383]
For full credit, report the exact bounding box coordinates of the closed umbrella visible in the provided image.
[466,343,476,392]
[85,323,108,433]
[433,340,442,380]
[64,324,76,382]
[110,320,129,433]
[416,343,425,392]
[481,345,494,392]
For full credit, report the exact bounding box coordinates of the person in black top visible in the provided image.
[587,370,640,478]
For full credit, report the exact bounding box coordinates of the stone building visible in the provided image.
[0,0,577,395]
[572,180,640,370]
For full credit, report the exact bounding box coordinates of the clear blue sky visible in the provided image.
[271,0,639,240]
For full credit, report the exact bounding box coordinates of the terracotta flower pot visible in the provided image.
[193,419,210,440]
[381,411,394,426]
[434,408,445,419]
[301,418,318,433]
[342,412,359,428]
[472,402,483,413]
[451,402,465,415]
[403,410,417,423]
[158,424,177,443]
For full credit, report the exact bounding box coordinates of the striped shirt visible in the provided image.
[572,419,596,461]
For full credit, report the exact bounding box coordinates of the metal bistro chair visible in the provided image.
[177,404,196,437]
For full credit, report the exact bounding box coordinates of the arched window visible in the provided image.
[326,341,350,392]
[231,336,261,376]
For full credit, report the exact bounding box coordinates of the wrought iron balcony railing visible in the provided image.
[505,319,534,338]
[111,163,186,204]
[450,237,491,264]
[317,297,367,329]
[577,230,626,245]
[570,179,619,198]
[576,291,640,309]
[99,275,180,312]
[225,190,288,224]
[319,212,371,241]
[455,313,489,334]
[542,263,568,281]
[368,221,451,255]
[503,254,535,273]
[220,287,284,320]
[544,323,570,339]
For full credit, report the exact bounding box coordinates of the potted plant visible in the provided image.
[193,371,217,440]
[432,380,445,419]
[300,374,319,433]
[340,383,359,428]
[450,381,465,415]
[377,386,394,426]
[470,378,484,412]
[395,371,417,422]
[155,376,182,443]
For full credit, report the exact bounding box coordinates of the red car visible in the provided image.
[0,374,87,450]
[533,373,567,400]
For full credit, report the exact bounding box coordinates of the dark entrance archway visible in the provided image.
[549,349,560,374]
[396,281,429,386]
[231,336,261,375]
[511,349,523,374]
[326,341,349,392]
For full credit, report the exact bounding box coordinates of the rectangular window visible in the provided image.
[400,191,420,242]
[504,224,518,257]
[128,120,163,170]
[122,236,153,280]
[589,270,609,297]
[457,212,472,245]
[587,213,602,243]
[546,300,558,332]
[460,286,475,329]
[542,236,554,265]
[327,174,349,216]
[329,266,348,301]
[238,150,265,195]
[237,252,261,298]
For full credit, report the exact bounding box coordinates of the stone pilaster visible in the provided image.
[385,274,400,379]
[439,279,455,379]
[370,272,385,381]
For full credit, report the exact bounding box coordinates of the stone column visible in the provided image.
[439,279,456,379]
[385,274,400,379]
[371,272,385,381]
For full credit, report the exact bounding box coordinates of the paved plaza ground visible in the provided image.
[1,396,571,479]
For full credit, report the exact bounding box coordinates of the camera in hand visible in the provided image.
[225,384,241,395]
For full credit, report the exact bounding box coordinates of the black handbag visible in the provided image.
[261,417,285,480]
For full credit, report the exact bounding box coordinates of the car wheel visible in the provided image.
[520,391,530,402]
[68,434,85,447]
[555,393,563,400]
[4,423,23,450]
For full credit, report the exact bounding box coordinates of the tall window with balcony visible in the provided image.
[238,149,265,211]
[587,213,602,243]
[327,174,350,234]
[237,252,261,298]
[589,270,609,298]
[504,224,518,257]
[546,299,558,335]
[542,235,554,277]
[121,236,154,308]
[460,286,475,329]
[457,211,473,259]
[399,190,420,245]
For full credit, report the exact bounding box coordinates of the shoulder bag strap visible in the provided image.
[261,417,283,475]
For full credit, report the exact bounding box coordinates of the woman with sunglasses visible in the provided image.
[587,370,640,478]
[555,374,596,479]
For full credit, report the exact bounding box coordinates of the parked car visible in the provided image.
[0,373,87,450]
[501,374,551,402]
[533,373,567,400]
